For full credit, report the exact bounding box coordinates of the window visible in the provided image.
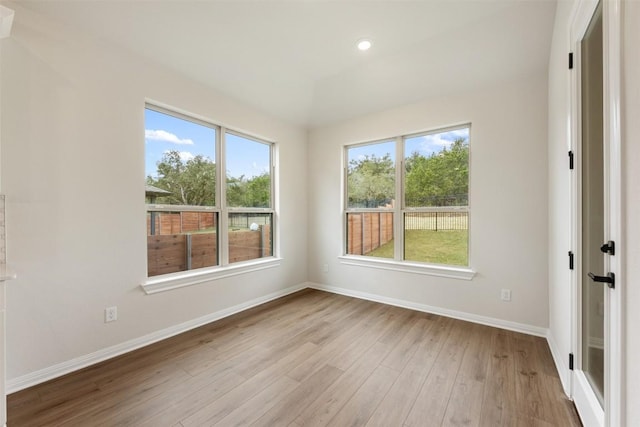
[403,128,469,266]
[346,140,395,260]
[145,105,275,279]
[225,132,273,264]
[344,125,470,268]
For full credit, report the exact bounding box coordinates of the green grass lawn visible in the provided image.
[367,229,468,266]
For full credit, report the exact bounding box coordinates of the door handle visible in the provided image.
[600,240,615,255]
[588,272,615,289]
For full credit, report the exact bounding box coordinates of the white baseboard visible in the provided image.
[6,282,307,393]
[308,282,548,337]
[547,330,572,397]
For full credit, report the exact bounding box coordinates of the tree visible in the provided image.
[405,138,468,206]
[147,150,271,208]
[226,173,271,208]
[245,173,271,207]
[347,154,395,208]
[147,150,216,206]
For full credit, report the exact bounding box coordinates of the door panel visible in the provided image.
[580,1,605,407]
[571,0,623,424]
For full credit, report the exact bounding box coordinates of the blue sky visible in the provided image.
[145,109,270,179]
[347,127,469,164]
[348,140,396,165]
[405,127,469,159]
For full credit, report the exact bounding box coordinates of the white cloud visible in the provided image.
[418,129,468,148]
[145,129,194,145]
[162,150,195,161]
[423,135,454,147]
[250,162,269,173]
[448,129,469,139]
[417,129,468,154]
[178,151,195,161]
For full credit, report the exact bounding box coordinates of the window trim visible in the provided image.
[338,255,475,280]
[342,123,473,278]
[142,257,282,294]
[144,102,278,290]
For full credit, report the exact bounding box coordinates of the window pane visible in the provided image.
[226,133,271,208]
[347,141,395,208]
[145,108,216,206]
[147,211,218,277]
[404,128,469,207]
[404,127,469,266]
[346,212,394,259]
[403,212,468,266]
[228,213,273,263]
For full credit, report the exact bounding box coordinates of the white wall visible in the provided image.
[547,0,576,395]
[622,1,640,424]
[0,3,308,383]
[308,73,550,330]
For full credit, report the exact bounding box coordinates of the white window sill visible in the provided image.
[338,256,476,280]
[142,257,282,294]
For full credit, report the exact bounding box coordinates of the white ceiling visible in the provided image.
[18,1,557,128]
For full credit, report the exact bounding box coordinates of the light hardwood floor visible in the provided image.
[8,289,582,426]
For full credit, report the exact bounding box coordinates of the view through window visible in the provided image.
[345,125,469,267]
[145,106,274,277]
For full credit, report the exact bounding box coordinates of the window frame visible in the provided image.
[341,124,475,280]
[222,129,276,266]
[143,103,279,294]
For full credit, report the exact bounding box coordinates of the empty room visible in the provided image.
[0,0,638,426]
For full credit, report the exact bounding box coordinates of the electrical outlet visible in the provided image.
[105,306,118,323]
[501,289,512,302]
[323,263,329,273]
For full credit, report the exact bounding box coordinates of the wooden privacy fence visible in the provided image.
[347,210,469,256]
[147,211,215,236]
[347,212,394,256]
[147,225,271,277]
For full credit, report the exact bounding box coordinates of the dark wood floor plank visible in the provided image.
[7,290,581,427]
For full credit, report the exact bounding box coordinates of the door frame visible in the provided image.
[569,0,623,426]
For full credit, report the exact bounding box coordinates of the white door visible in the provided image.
[570,0,622,426]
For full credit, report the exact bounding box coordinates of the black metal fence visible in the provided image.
[228,213,272,229]
[404,211,468,231]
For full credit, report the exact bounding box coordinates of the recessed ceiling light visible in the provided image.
[357,39,372,51]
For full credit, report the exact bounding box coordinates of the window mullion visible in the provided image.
[219,127,229,266]
[342,148,348,256]
[270,144,275,210]
[394,136,404,261]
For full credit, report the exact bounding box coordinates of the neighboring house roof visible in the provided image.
[145,185,171,197]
